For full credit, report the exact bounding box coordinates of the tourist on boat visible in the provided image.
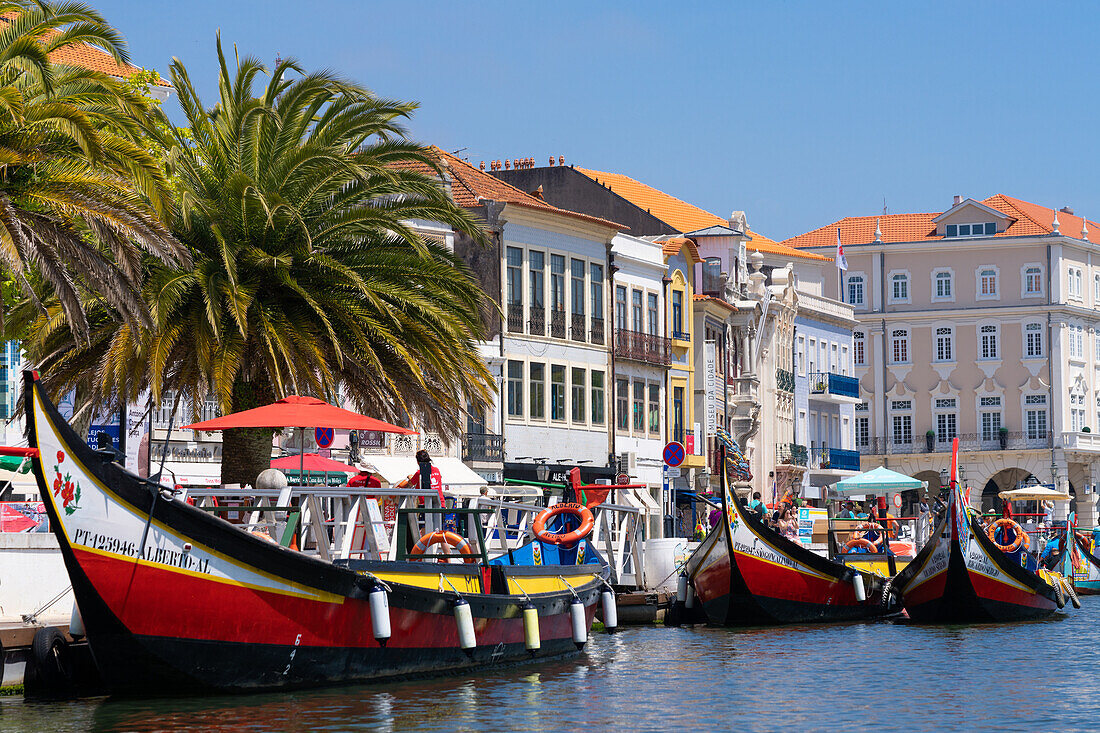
[709,505,723,530]
[780,506,799,541]
[405,450,445,504]
[837,501,856,520]
[748,492,766,520]
[1039,535,1062,570]
[348,469,381,489]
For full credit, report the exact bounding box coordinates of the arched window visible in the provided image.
[891,273,909,302]
[853,331,865,366]
[934,271,952,299]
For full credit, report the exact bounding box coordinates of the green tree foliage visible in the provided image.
[21,37,496,484]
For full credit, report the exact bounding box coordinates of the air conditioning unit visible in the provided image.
[619,451,637,472]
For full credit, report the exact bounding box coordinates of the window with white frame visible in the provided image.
[1068,267,1084,299]
[933,270,953,301]
[934,397,957,442]
[856,416,869,448]
[1070,389,1087,432]
[841,345,849,375]
[847,274,865,306]
[796,335,805,376]
[1025,394,1047,440]
[1066,323,1085,360]
[1025,323,1043,358]
[890,272,910,302]
[979,396,1002,441]
[890,400,912,446]
[979,324,999,359]
[934,327,954,362]
[1095,274,1100,301]
[946,222,996,237]
[891,329,909,364]
[854,331,865,366]
[978,268,998,299]
[1024,265,1043,296]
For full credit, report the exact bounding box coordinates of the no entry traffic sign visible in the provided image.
[315,426,334,448]
[663,441,685,467]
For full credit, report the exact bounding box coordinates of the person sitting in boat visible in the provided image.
[748,492,767,520]
[1039,535,1062,570]
[779,485,802,510]
[779,506,799,542]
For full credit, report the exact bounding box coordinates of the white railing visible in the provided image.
[1062,432,1100,451]
[797,291,854,322]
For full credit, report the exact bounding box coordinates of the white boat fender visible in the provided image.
[852,573,866,602]
[676,573,688,603]
[600,589,618,631]
[522,603,540,653]
[453,598,477,652]
[684,583,695,609]
[368,586,391,646]
[69,602,85,640]
[570,598,588,648]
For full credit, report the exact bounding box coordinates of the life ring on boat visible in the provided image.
[852,522,885,550]
[532,503,595,546]
[987,519,1029,553]
[842,538,878,554]
[410,531,477,563]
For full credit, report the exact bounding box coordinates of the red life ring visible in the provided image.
[842,538,878,554]
[410,531,477,563]
[987,519,1029,553]
[532,503,595,546]
[852,522,885,549]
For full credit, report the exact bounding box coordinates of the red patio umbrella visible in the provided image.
[270,453,357,474]
[182,395,415,433]
[182,395,415,487]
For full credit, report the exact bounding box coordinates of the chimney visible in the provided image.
[558,155,565,166]
[953,195,963,205]
[504,160,511,170]
[1061,206,1074,215]
[479,161,485,171]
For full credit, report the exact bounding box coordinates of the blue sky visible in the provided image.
[94,1,1100,240]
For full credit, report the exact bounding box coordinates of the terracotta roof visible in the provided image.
[660,236,700,262]
[782,194,1100,249]
[412,149,624,231]
[0,15,169,86]
[693,293,737,311]
[575,166,828,261]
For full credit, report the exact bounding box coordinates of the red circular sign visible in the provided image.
[616,473,630,485]
[663,442,685,467]
[314,426,334,448]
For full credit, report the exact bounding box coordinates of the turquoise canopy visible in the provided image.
[832,466,923,496]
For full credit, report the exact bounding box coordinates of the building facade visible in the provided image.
[786,194,1100,524]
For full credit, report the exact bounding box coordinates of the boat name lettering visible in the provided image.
[921,551,948,579]
[73,528,211,574]
[966,549,999,578]
[733,541,797,570]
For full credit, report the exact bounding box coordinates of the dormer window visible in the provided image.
[945,222,996,237]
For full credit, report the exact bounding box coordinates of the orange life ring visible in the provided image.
[987,519,1029,553]
[532,503,595,546]
[410,531,477,563]
[842,538,878,554]
[852,522,885,549]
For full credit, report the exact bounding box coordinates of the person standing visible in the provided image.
[406,449,445,504]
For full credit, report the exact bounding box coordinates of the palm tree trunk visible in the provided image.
[221,427,276,487]
[219,378,276,487]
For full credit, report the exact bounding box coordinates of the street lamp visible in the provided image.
[1050,459,1059,489]
[535,462,550,483]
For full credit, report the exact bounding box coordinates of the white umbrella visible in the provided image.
[997,486,1071,501]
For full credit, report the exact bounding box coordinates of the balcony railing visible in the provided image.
[590,317,605,345]
[528,305,545,336]
[808,371,859,399]
[810,447,861,471]
[570,313,587,342]
[1062,431,1100,452]
[462,432,504,462]
[550,309,566,338]
[776,442,808,467]
[613,329,672,366]
[776,368,795,393]
[507,303,524,333]
[672,329,691,342]
[860,431,1054,455]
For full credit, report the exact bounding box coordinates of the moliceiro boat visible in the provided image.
[21,372,609,694]
[685,446,898,625]
[894,439,1062,622]
[1065,528,1100,595]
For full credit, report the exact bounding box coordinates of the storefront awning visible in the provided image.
[158,461,221,487]
[359,456,487,490]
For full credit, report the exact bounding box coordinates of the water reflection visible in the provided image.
[3,605,1100,731]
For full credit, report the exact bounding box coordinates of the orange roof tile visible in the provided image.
[782,195,1100,250]
[412,149,625,231]
[575,167,828,261]
[0,15,169,86]
[661,236,700,262]
[693,293,737,311]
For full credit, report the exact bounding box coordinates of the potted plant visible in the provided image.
[998,426,1009,449]
[925,429,936,452]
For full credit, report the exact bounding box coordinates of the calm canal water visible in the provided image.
[2,603,1099,732]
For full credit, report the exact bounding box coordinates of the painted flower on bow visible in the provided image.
[56,451,65,464]
[51,461,81,515]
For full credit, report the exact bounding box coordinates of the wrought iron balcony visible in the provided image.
[462,432,504,463]
[549,309,566,338]
[613,329,672,366]
[590,317,605,345]
[776,442,808,467]
[528,305,545,336]
[860,431,1053,456]
[570,313,587,342]
[506,303,524,333]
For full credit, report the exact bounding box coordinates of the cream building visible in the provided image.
[786,194,1100,524]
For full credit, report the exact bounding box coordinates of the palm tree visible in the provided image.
[0,1,186,338]
[21,38,496,485]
